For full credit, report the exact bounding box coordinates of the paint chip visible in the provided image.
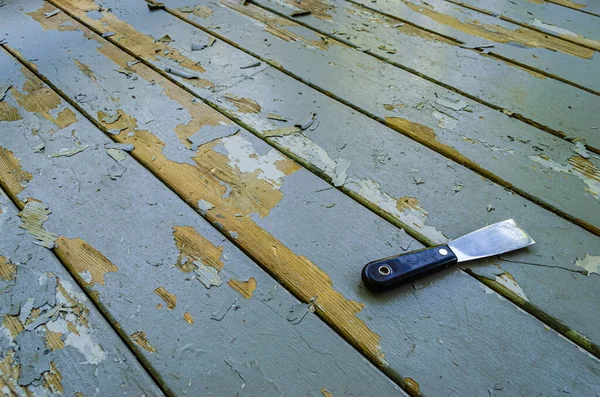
[290,10,311,17]
[187,125,239,150]
[332,158,351,187]
[295,113,316,130]
[194,262,222,288]
[157,34,173,44]
[575,254,600,276]
[267,113,287,121]
[105,142,134,152]
[101,112,121,124]
[145,0,165,10]
[18,201,58,248]
[48,145,88,158]
[191,41,208,51]
[197,199,214,213]
[44,9,61,18]
[263,126,301,137]
[571,140,589,159]
[165,66,200,79]
[101,31,116,38]
[105,148,126,162]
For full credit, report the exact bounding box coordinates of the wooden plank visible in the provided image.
[121,1,600,235]
[38,0,600,357]
[0,191,163,395]
[0,49,406,396]
[449,0,600,50]
[544,0,600,16]
[349,0,600,93]
[3,3,600,395]
[251,0,600,144]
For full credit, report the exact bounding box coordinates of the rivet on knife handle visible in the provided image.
[362,219,535,292]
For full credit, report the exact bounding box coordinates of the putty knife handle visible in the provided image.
[362,245,458,292]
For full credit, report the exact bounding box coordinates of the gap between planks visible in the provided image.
[50,1,600,239]
[4,10,600,361]
[0,173,173,395]
[444,0,600,49]
[38,0,600,236]
[247,0,600,155]
[543,0,600,17]
[342,0,600,98]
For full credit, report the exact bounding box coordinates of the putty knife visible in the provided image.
[362,219,534,292]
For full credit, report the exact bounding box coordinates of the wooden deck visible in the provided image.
[0,0,598,395]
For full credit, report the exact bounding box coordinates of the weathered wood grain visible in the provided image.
[0,48,406,397]
[3,2,600,395]
[251,0,600,144]
[0,191,163,396]
[349,0,600,93]
[137,1,600,233]
[448,0,600,50]
[38,0,600,356]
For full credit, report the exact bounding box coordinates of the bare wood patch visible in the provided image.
[131,331,156,353]
[0,255,17,281]
[54,237,118,286]
[154,286,177,309]
[227,277,257,299]
[0,146,33,201]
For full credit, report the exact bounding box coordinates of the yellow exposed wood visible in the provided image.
[0,256,17,281]
[183,312,194,324]
[54,237,118,286]
[131,331,156,352]
[0,146,33,205]
[154,286,177,309]
[227,277,257,299]
[18,2,388,365]
[400,0,594,58]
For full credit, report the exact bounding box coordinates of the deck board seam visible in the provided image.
[342,0,600,97]
[36,0,600,237]
[443,0,600,51]
[0,41,413,391]
[0,169,173,396]
[7,5,600,360]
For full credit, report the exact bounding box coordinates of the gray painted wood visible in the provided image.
[134,1,600,234]
[0,48,405,396]
[349,0,600,93]
[545,0,600,16]
[449,0,600,50]
[38,0,600,356]
[3,2,600,396]
[0,191,163,396]
[0,48,406,396]
[251,0,600,148]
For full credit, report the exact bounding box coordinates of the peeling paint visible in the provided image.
[220,133,288,188]
[194,262,223,288]
[529,18,577,37]
[227,277,257,299]
[400,0,593,58]
[18,201,58,248]
[530,155,600,200]
[154,286,177,309]
[46,315,107,364]
[495,272,529,301]
[575,254,600,276]
[48,145,88,158]
[54,237,118,286]
[347,179,448,244]
[131,331,156,353]
[188,124,239,150]
[224,94,261,114]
